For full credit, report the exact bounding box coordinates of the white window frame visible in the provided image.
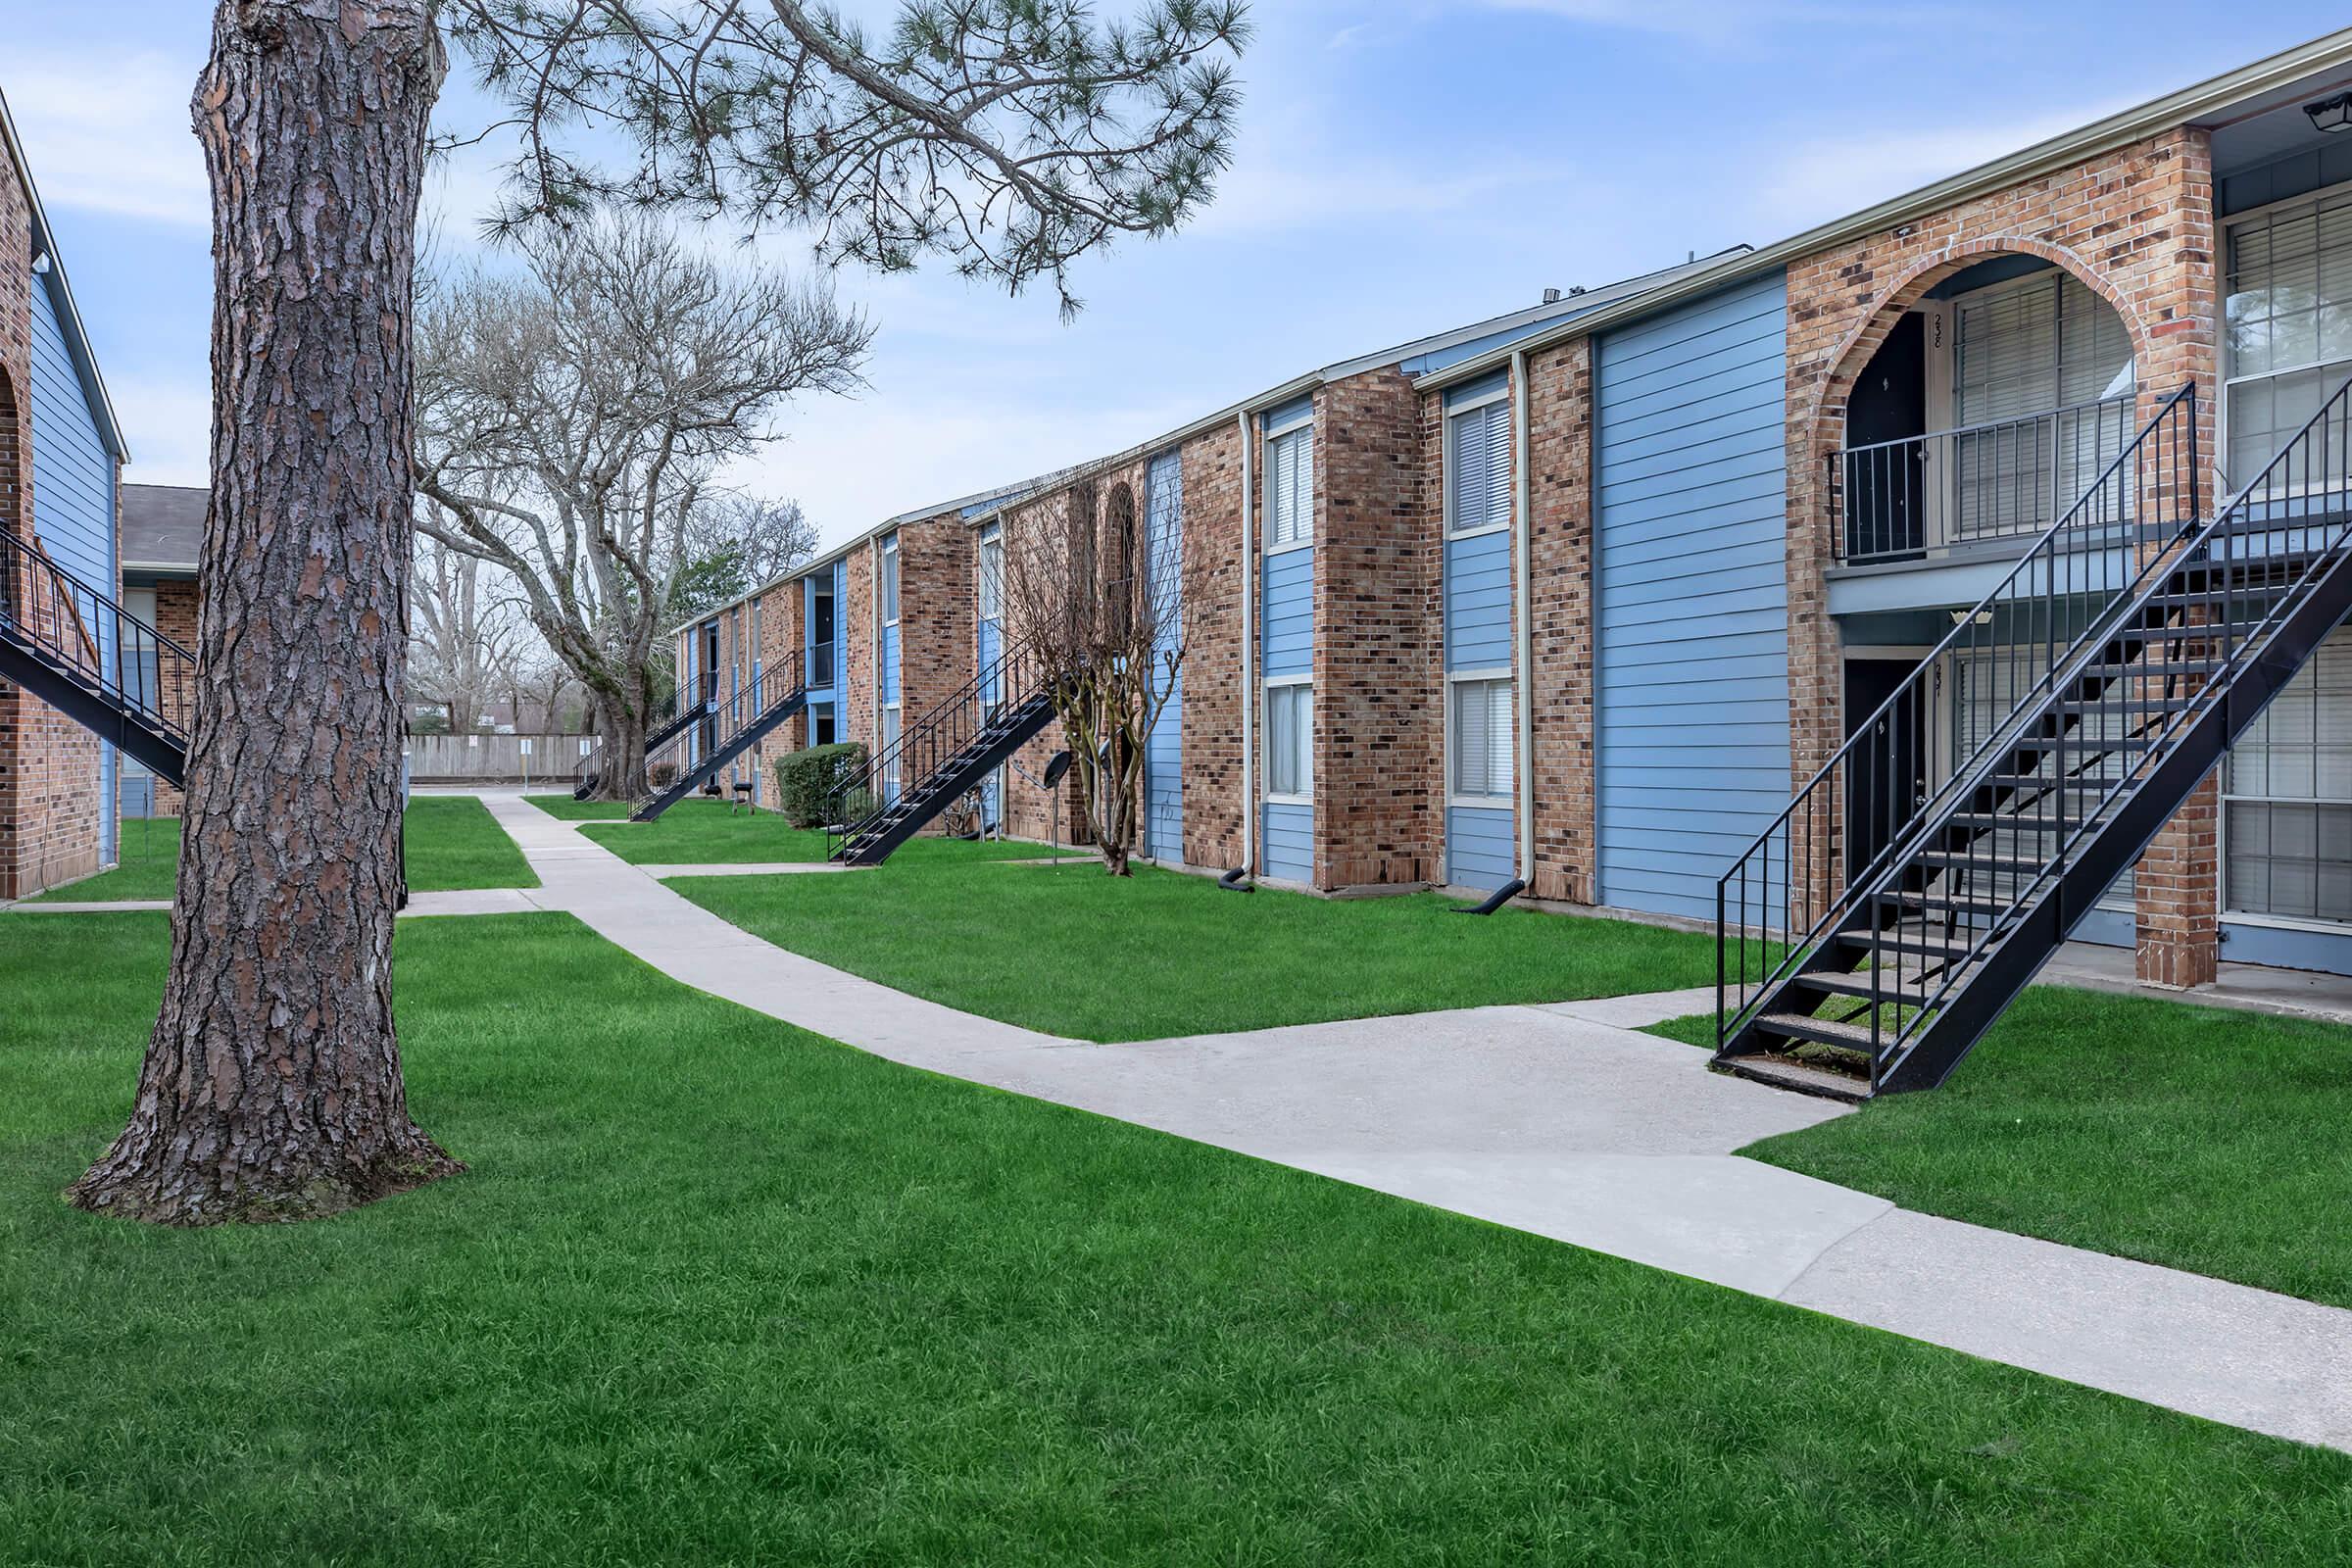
[2218,621,2352,934]
[1263,409,1314,557]
[2221,176,2352,496]
[1444,387,1513,540]
[880,533,902,626]
[1446,669,1514,807]
[1262,674,1313,804]
[978,527,1004,624]
[881,701,903,797]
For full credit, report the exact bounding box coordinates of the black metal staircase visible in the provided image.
[0,527,194,784]
[572,674,717,800]
[825,641,1058,865]
[631,654,806,820]
[1718,378,2352,1098]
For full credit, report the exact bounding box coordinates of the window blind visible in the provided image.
[1267,426,1311,547]
[1450,677,1513,797]
[1446,402,1511,533]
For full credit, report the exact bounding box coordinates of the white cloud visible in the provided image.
[1195,151,1572,235]
[8,51,209,225]
[1756,101,2134,226]
[112,371,213,488]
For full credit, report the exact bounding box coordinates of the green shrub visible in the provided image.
[776,741,870,827]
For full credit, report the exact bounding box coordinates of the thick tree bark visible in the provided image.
[593,706,651,803]
[69,0,461,1225]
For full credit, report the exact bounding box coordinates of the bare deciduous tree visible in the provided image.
[413,216,869,800]
[1003,474,1201,875]
[78,0,1247,1226]
[410,535,529,733]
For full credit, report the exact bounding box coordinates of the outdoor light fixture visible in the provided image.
[2307,91,2352,134]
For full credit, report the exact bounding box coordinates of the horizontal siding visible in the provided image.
[1445,528,1511,671]
[1262,801,1313,883]
[29,271,117,861]
[881,623,902,706]
[1594,270,1791,922]
[1261,546,1313,678]
[1446,805,1514,891]
[28,274,114,590]
[1146,451,1183,862]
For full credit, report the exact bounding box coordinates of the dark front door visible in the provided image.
[1843,312,1928,561]
[1844,655,1929,883]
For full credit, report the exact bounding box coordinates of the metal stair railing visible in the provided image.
[635,655,805,816]
[1714,383,2200,1057]
[1851,371,2352,1088]
[823,639,1055,860]
[0,526,197,780]
[571,673,716,800]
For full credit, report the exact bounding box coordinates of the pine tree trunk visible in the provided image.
[69,0,460,1225]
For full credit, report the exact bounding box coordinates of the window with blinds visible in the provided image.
[1265,681,1312,798]
[881,534,901,623]
[1266,424,1312,547]
[1450,677,1513,798]
[1446,400,1511,534]
[2225,626,2352,923]
[2226,187,2352,487]
[1951,270,2135,541]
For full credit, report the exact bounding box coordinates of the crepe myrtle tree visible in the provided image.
[1003,474,1202,876]
[69,0,1248,1227]
[413,216,865,802]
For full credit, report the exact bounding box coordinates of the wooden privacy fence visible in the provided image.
[406,734,597,785]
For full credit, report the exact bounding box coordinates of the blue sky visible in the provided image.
[9,1,2349,554]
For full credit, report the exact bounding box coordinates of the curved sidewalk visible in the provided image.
[479,792,2352,1452]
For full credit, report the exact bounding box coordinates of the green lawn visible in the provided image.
[3,910,2347,1563]
[20,797,536,904]
[523,795,1066,867]
[677,858,1730,1041]
[1648,987,2352,1312]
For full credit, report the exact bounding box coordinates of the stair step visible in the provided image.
[2072,660,2227,684]
[1879,889,2014,916]
[1753,1010,1893,1054]
[1787,969,1886,1001]
[1916,850,2045,872]
[1831,930,1986,962]
[1716,1054,1875,1103]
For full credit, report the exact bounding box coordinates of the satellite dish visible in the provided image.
[1042,750,1073,788]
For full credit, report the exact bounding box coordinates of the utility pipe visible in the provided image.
[1239,409,1257,876]
[1512,348,1536,887]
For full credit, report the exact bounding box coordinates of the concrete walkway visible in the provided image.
[460,792,2352,1450]
[5,887,542,918]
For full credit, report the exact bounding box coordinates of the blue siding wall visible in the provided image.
[1446,806,1514,891]
[1592,270,1791,921]
[1260,501,1313,879]
[1260,547,1313,679]
[1144,452,1184,861]
[30,273,119,860]
[1262,801,1313,882]
[881,623,901,707]
[833,561,848,696]
[1444,528,1511,671]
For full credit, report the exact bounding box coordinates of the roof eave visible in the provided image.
[1414,24,2352,393]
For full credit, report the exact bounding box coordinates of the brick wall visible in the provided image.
[144,579,199,818]
[1524,340,1599,904]
[1180,419,1246,870]
[1316,368,1437,889]
[842,542,876,751]
[1781,124,2221,983]
[997,483,1082,845]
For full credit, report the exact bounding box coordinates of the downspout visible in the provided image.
[1239,409,1257,876]
[1512,349,1536,886]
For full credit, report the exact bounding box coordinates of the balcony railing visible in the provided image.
[1831,392,2139,565]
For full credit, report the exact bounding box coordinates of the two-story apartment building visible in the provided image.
[676,30,2352,1014]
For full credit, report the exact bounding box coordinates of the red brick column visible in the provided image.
[1525,339,1598,904]
[1314,368,1437,890]
[1180,419,1247,871]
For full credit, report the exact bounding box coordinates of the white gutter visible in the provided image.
[1414,25,2352,395]
[1511,349,1535,885]
[1239,409,1257,877]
